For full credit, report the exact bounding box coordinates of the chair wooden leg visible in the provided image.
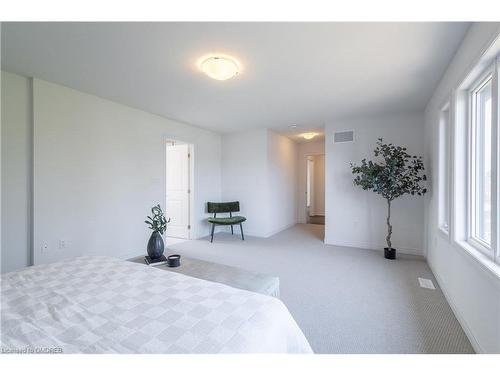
[231,225,234,235]
[239,223,244,241]
[210,223,215,243]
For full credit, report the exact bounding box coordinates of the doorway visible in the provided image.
[165,140,194,239]
[305,154,325,225]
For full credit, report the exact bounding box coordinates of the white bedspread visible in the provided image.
[1,256,312,354]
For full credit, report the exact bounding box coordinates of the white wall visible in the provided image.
[266,130,298,235]
[1,75,222,267]
[324,112,425,255]
[0,68,2,274]
[221,129,298,237]
[298,141,325,223]
[221,129,269,237]
[1,72,32,272]
[424,22,500,353]
[3,73,301,268]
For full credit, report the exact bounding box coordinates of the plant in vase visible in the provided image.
[145,204,170,260]
[350,138,427,259]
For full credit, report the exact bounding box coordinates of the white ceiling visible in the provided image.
[275,126,325,144]
[1,22,469,135]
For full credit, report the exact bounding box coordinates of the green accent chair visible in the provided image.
[207,201,246,242]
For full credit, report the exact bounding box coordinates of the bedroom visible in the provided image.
[1,1,500,373]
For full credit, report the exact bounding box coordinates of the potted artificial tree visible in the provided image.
[145,204,170,260]
[350,138,427,259]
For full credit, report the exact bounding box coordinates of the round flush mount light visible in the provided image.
[199,54,241,81]
[302,132,317,140]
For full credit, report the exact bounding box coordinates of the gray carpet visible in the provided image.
[166,224,474,354]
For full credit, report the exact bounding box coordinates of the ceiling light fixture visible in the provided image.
[302,132,316,140]
[199,54,240,81]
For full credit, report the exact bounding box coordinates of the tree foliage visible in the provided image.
[351,138,427,200]
[350,138,427,250]
[145,204,170,235]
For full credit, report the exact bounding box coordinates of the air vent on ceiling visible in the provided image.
[333,130,354,144]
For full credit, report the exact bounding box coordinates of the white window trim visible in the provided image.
[438,100,452,240]
[454,238,500,281]
[460,55,500,267]
[492,56,500,265]
[450,36,500,276]
[467,65,495,258]
[438,224,450,239]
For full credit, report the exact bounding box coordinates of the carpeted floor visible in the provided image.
[308,215,325,225]
[166,224,474,354]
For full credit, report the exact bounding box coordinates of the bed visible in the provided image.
[1,256,312,354]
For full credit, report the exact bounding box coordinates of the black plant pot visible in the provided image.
[384,247,396,260]
[147,231,165,260]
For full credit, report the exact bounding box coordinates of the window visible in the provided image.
[469,72,493,252]
[439,104,451,234]
[455,51,500,266]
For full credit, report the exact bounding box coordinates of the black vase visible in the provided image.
[147,231,164,260]
[384,247,396,260]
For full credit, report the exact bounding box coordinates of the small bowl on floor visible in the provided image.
[167,254,181,267]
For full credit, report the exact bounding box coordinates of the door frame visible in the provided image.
[302,152,325,223]
[164,138,195,240]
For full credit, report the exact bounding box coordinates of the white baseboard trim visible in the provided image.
[242,231,266,237]
[262,222,297,238]
[427,260,483,354]
[324,238,423,256]
[239,222,297,238]
[193,226,227,239]
[198,223,295,239]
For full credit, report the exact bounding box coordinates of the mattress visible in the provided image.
[0,256,312,354]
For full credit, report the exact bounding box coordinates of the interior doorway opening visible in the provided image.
[165,140,194,240]
[305,153,325,225]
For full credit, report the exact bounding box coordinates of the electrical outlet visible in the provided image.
[59,240,67,249]
[41,242,49,253]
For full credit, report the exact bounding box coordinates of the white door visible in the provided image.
[165,143,191,239]
[306,157,315,219]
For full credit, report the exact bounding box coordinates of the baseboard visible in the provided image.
[198,224,286,239]
[238,222,297,238]
[193,226,227,240]
[262,222,296,238]
[427,260,483,354]
[324,238,423,256]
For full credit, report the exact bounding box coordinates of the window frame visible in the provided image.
[438,101,452,238]
[493,57,500,265]
[467,64,495,257]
